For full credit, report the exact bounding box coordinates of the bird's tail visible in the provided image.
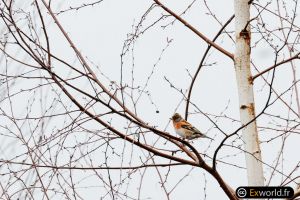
[203,134,214,140]
[189,133,214,140]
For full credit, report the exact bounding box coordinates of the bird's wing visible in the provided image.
[181,120,201,134]
[181,120,214,140]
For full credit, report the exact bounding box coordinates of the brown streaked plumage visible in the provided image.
[171,113,213,140]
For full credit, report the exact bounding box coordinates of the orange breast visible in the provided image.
[174,121,182,129]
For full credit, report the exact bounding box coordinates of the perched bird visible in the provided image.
[171,113,213,140]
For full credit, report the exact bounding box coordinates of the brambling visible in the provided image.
[171,113,213,140]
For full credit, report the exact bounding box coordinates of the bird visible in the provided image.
[171,113,213,140]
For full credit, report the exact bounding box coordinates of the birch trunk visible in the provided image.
[234,0,264,186]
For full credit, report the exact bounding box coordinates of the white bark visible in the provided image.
[234,0,264,186]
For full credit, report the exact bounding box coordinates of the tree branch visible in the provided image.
[185,14,234,120]
[253,52,300,80]
[153,0,234,60]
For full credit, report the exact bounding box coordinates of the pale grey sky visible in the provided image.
[0,0,300,199]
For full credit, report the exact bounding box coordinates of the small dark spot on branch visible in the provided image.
[240,105,247,109]
[248,76,253,85]
[239,29,250,40]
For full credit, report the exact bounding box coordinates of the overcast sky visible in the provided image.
[1,0,300,199]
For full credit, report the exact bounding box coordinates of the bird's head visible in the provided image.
[171,113,183,122]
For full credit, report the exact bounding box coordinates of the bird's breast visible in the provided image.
[175,128,186,137]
